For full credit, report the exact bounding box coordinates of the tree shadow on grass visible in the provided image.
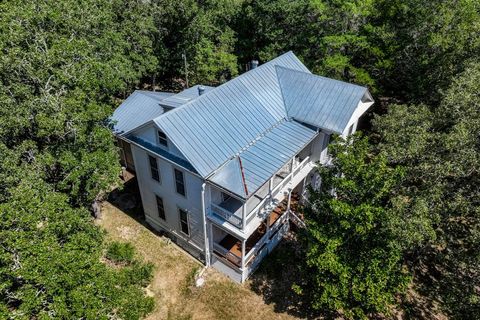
[404,251,480,320]
[248,234,331,319]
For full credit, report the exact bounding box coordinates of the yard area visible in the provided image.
[96,180,298,320]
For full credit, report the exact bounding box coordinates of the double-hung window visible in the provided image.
[156,195,166,220]
[174,168,186,196]
[179,208,189,235]
[157,130,168,147]
[148,155,160,182]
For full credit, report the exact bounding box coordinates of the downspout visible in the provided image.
[201,183,211,267]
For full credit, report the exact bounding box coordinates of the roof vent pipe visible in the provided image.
[198,85,205,96]
[250,60,259,70]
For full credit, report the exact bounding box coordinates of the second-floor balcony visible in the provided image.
[209,153,314,231]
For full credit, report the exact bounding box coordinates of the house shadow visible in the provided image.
[106,175,146,225]
[248,235,329,319]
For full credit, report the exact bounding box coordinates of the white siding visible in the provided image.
[131,144,205,257]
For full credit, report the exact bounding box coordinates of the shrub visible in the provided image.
[106,242,135,264]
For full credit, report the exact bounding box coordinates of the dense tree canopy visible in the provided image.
[301,135,410,318]
[0,0,478,318]
[0,0,156,317]
[373,62,480,318]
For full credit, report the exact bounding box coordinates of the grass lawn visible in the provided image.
[97,198,297,320]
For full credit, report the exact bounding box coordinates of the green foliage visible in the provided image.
[373,62,480,318]
[235,0,384,88]
[0,0,156,318]
[151,0,240,87]
[0,177,154,319]
[302,134,410,318]
[373,0,480,102]
[106,242,136,264]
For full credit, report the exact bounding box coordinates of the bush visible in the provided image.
[106,242,135,264]
[121,262,155,287]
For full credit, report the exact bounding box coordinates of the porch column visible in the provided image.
[268,177,273,197]
[287,187,292,213]
[289,158,294,174]
[242,204,246,231]
[241,239,246,270]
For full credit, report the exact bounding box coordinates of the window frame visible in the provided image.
[157,130,168,148]
[178,208,190,236]
[173,168,186,197]
[148,155,160,182]
[155,195,166,220]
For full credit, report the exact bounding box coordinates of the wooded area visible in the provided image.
[0,0,478,319]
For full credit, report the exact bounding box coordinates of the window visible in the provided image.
[148,155,160,182]
[157,130,168,147]
[179,208,189,235]
[174,168,186,196]
[156,195,166,220]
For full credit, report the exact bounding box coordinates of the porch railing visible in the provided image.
[244,210,289,265]
[213,242,241,267]
[210,156,312,230]
[211,203,243,228]
[245,156,311,225]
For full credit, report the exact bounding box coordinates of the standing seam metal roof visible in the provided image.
[124,51,375,199]
[276,65,368,134]
[111,90,174,135]
[153,52,310,179]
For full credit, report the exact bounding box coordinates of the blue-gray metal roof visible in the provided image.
[277,66,368,134]
[154,51,309,179]
[115,51,373,199]
[127,135,197,173]
[209,119,317,198]
[160,85,215,109]
[111,90,174,135]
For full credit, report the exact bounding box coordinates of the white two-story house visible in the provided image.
[111,52,374,283]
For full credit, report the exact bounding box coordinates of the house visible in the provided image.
[111,51,374,283]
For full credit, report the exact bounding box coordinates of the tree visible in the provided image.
[301,134,410,318]
[235,0,389,89]
[0,0,157,317]
[0,176,154,319]
[151,0,240,87]
[373,62,480,318]
[372,0,480,103]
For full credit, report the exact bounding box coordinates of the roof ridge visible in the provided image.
[153,51,298,122]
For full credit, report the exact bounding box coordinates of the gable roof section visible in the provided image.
[153,51,310,178]
[209,119,316,198]
[160,85,215,109]
[111,90,174,135]
[276,66,369,134]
